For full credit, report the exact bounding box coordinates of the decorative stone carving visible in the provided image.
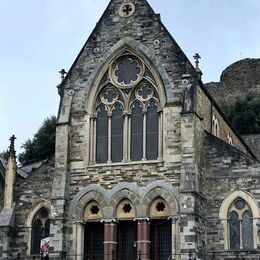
[118,1,135,18]
[110,55,143,88]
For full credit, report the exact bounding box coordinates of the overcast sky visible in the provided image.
[0,0,259,154]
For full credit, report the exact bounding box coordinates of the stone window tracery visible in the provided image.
[90,52,163,164]
[116,199,136,219]
[149,197,170,218]
[228,198,253,250]
[31,208,50,255]
[84,200,103,220]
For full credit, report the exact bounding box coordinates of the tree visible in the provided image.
[224,95,260,135]
[0,150,9,160]
[18,116,56,165]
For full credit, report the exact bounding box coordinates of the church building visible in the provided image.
[1,0,260,259]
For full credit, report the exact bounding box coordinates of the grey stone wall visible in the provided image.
[203,132,260,258]
[243,134,260,161]
[196,83,251,155]
[9,159,54,257]
[0,182,4,212]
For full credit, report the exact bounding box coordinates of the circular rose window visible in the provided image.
[110,56,143,88]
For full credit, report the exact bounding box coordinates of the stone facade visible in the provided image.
[0,159,5,212]
[0,0,260,259]
[243,135,260,161]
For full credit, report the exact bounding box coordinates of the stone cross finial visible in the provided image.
[59,69,67,81]
[9,134,16,157]
[193,53,201,69]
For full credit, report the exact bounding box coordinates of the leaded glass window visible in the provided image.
[112,103,123,162]
[112,56,143,87]
[242,211,253,249]
[93,53,163,164]
[131,101,143,161]
[229,211,240,250]
[146,100,158,160]
[117,221,137,260]
[31,208,50,255]
[115,58,141,85]
[84,222,104,260]
[228,198,253,250]
[150,220,172,260]
[96,104,108,163]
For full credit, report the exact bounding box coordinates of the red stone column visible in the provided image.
[137,219,150,260]
[104,219,117,260]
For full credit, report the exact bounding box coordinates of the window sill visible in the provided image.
[87,159,163,168]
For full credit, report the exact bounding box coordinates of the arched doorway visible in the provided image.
[116,199,137,260]
[149,198,172,260]
[83,200,104,260]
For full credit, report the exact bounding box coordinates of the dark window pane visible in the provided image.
[150,220,172,260]
[44,219,50,238]
[137,84,153,100]
[242,211,253,249]
[103,87,118,103]
[111,103,123,162]
[39,208,49,218]
[31,208,51,255]
[96,104,108,163]
[115,57,141,85]
[234,198,246,210]
[146,100,158,160]
[32,219,43,254]
[84,223,104,260]
[229,211,240,250]
[117,221,137,260]
[131,101,143,161]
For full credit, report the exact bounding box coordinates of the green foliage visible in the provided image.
[224,95,260,135]
[0,150,9,160]
[18,116,56,165]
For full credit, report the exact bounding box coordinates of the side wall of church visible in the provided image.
[203,133,260,258]
[196,84,250,155]
[9,160,54,257]
[0,182,4,211]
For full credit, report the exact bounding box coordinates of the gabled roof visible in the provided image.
[58,0,197,93]
[0,156,47,180]
[0,157,6,183]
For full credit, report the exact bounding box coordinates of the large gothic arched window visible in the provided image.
[90,52,163,164]
[228,198,253,250]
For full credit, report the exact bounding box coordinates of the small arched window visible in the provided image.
[91,52,163,164]
[212,114,219,137]
[31,208,50,255]
[228,198,253,250]
[228,133,233,146]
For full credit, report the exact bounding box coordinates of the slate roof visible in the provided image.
[0,156,46,179]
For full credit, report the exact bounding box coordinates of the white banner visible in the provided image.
[40,237,49,257]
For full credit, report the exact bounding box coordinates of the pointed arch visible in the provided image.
[26,200,51,255]
[219,189,259,249]
[86,38,167,114]
[109,188,140,217]
[88,41,166,164]
[74,190,108,220]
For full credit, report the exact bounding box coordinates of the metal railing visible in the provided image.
[9,250,260,260]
